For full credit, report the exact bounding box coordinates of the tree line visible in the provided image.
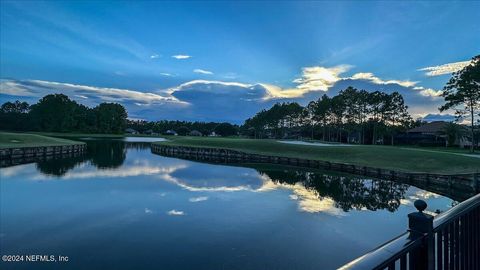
[0,94,127,134]
[126,119,239,137]
[242,87,414,145]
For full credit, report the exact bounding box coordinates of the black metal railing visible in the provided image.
[339,193,480,270]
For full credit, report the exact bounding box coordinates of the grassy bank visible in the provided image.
[0,132,84,149]
[154,137,480,174]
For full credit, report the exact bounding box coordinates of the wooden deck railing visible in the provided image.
[339,193,480,270]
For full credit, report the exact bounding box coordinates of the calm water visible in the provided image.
[0,138,457,270]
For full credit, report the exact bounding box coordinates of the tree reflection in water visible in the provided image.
[257,168,410,212]
[33,139,421,213]
[35,140,149,176]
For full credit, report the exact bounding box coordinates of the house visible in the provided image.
[189,130,202,136]
[209,131,219,137]
[407,121,450,136]
[164,130,178,136]
[144,129,158,135]
[397,121,472,147]
[125,128,139,135]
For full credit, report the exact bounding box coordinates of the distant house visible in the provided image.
[125,128,139,135]
[189,130,202,136]
[407,121,450,136]
[209,131,219,137]
[397,121,471,147]
[164,130,178,136]
[144,129,158,135]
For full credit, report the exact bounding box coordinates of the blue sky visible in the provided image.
[1,1,479,123]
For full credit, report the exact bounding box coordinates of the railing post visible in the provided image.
[473,173,479,192]
[408,200,434,270]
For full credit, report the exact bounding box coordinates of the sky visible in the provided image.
[0,1,479,123]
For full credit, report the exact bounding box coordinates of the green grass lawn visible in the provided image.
[155,137,480,174]
[0,132,85,149]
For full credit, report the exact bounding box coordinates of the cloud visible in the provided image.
[193,69,213,75]
[293,65,352,92]
[249,65,415,99]
[32,164,188,181]
[349,72,417,87]
[160,73,174,77]
[167,210,185,216]
[413,86,443,97]
[172,55,191,59]
[150,54,160,59]
[0,79,186,105]
[0,79,36,96]
[418,60,471,76]
[144,208,153,214]
[189,196,208,202]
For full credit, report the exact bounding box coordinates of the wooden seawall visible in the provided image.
[0,144,87,167]
[151,144,480,194]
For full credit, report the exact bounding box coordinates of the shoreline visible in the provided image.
[0,132,87,163]
[153,137,480,174]
[151,144,480,194]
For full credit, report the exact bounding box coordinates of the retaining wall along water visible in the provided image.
[151,144,480,197]
[0,144,87,167]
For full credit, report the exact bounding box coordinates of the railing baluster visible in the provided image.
[454,219,459,270]
[475,207,480,269]
[460,215,465,270]
[437,231,443,270]
[467,212,473,270]
[409,252,415,270]
[474,207,480,269]
[449,223,454,270]
[400,254,407,270]
[444,225,449,270]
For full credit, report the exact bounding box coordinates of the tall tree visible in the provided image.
[314,95,332,141]
[94,103,128,134]
[214,122,237,137]
[440,55,480,152]
[0,100,30,131]
[329,95,346,142]
[29,94,78,132]
[339,87,361,143]
[384,92,411,145]
[369,91,388,144]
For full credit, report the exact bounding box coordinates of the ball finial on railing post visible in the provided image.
[408,199,433,238]
[414,200,427,213]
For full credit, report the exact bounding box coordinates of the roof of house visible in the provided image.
[407,121,451,134]
[125,128,137,132]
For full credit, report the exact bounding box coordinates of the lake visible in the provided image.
[0,138,457,270]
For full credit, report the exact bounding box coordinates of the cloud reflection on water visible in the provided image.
[2,154,349,216]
